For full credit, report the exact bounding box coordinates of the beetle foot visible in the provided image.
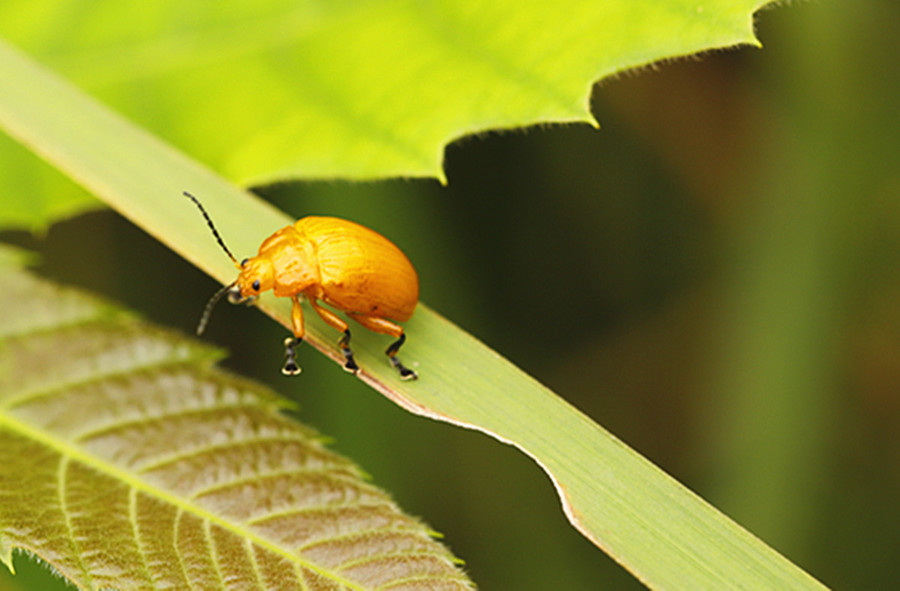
[342,348,360,374]
[282,337,302,376]
[390,356,418,380]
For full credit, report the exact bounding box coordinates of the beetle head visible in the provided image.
[234,256,274,301]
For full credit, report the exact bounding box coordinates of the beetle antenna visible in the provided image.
[196,281,236,335]
[183,191,238,264]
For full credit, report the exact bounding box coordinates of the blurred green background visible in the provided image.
[2,1,899,589]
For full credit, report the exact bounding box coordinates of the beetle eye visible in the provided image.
[240,258,249,267]
[252,279,260,291]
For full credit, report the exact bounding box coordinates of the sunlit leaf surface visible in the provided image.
[0,255,473,590]
[0,0,766,228]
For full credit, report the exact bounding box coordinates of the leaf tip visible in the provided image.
[0,538,14,574]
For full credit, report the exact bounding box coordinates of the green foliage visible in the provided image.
[5,0,890,589]
[0,0,766,229]
[0,27,829,589]
[0,253,473,590]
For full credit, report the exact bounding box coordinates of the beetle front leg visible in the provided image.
[282,295,306,375]
[283,337,302,376]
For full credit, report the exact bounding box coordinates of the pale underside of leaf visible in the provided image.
[0,260,473,590]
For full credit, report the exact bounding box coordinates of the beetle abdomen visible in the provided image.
[295,217,419,321]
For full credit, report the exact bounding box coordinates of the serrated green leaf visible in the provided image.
[0,255,474,591]
[0,0,766,229]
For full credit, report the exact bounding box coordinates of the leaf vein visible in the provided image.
[72,401,269,445]
[172,509,192,590]
[136,434,330,475]
[378,572,472,591]
[295,527,430,555]
[128,487,155,588]
[340,549,453,573]
[1,355,216,413]
[56,456,93,589]
[203,518,226,589]
[247,500,399,528]
[243,537,265,591]
[189,467,377,503]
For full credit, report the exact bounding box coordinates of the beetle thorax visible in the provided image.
[253,225,319,298]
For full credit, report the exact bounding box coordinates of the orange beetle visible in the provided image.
[185,191,418,379]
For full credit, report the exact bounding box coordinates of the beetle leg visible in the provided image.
[349,314,417,380]
[283,296,306,376]
[283,337,302,375]
[337,329,360,374]
[308,299,359,374]
[386,333,417,380]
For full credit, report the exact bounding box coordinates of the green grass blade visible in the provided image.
[0,36,827,590]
